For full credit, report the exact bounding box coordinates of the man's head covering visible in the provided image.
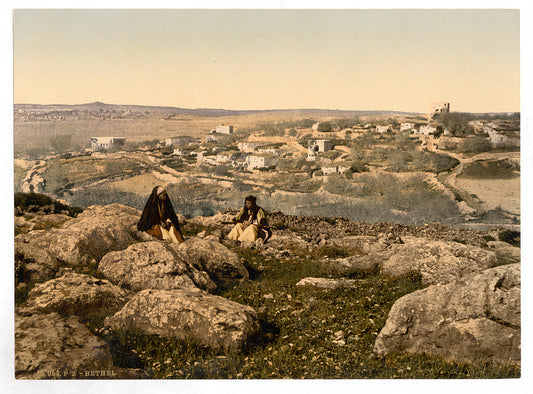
[244,195,257,204]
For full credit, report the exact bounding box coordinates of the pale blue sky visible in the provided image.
[14,9,520,112]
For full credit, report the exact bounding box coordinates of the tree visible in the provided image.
[49,134,72,153]
[435,113,474,137]
[317,121,333,132]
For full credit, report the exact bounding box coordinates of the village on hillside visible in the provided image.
[14,102,520,230]
[84,102,518,175]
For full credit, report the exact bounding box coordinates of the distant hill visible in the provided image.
[14,102,423,118]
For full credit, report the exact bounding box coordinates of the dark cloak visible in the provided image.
[137,186,183,236]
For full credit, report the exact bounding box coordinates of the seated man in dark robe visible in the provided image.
[137,185,185,243]
[227,195,270,242]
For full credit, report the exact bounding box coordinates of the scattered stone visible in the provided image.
[197,230,207,238]
[332,330,346,346]
[330,235,388,254]
[374,263,520,366]
[105,289,260,352]
[263,293,274,299]
[296,277,364,290]
[98,241,216,293]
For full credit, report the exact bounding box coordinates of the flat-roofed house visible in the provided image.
[91,137,126,151]
[165,136,196,146]
[307,139,333,161]
[246,154,278,170]
[215,125,234,134]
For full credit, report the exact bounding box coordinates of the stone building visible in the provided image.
[307,140,333,161]
[91,137,126,151]
[246,154,278,170]
[165,136,196,146]
[429,102,450,119]
[214,125,234,134]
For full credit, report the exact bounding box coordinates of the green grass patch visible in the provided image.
[100,249,519,379]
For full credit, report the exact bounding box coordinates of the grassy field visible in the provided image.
[100,242,520,379]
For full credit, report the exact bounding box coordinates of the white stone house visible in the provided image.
[484,126,517,147]
[400,123,415,132]
[307,140,333,161]
[417,125,437,135]
[321,164,350,175]
[237,142,267,152]
[205,133,227,142]
[165,136,196,146]
[216,151,240,163]
[312,122,320,131]
[375,125,391,134]
[257,147,285,155]
[246,154,278,170]
[91,137,126,151]
[214,125,233,134]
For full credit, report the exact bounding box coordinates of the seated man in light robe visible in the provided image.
[227,195,269,242]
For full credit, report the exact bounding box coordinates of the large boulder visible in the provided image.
[14,204,142,282]
[324,236,498,285]
[98,241,216,293]
[15,312,114,379]
[174,237,249,286]
[105,289,260,352]
[22,270,129,321]
[380,236,498,284]
[374,263,520,365]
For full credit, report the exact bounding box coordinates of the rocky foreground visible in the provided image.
[14,204,520,379]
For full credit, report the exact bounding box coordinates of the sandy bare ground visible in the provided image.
[455,178,520,215]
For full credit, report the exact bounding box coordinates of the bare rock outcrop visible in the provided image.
[15,312,114,379]
[104,289,260,352]
[379,236,498,284]
[98,241,216,293]
[330,235,388,254]
[175,237,249,286]
[324,236,498,285]
[15,204,141,282]
[374,263,520,365]
[22,271,129,320]
[487,240,520,262]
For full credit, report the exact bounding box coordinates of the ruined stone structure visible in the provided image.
[429,102,450,119]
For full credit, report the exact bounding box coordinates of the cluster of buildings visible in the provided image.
[88,108,519,176]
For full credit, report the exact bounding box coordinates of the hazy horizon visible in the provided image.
[14,9,520,113]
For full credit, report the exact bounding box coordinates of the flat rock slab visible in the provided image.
[374,263,520,366]
[15,312,114,379]
[324,236,498,285]
[23,271,129,320]
[380,236,498,284]
[296,277,365,289]
[98,241,216,293]
[105,289,260,352]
